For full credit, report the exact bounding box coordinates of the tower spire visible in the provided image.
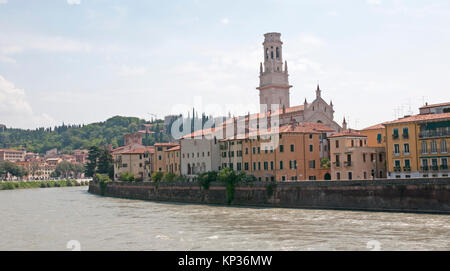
[316,83,321,98]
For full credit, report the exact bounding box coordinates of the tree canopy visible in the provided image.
[0,116,169,154]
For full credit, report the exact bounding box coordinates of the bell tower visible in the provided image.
[257,32,292,113]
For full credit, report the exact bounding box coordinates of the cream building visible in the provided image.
[329,127,385,181]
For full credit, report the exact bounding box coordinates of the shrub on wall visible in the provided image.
[198,171,217,190]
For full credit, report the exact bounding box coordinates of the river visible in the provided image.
[0,186,449,251]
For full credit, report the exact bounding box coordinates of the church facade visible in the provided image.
[257,32,341,132]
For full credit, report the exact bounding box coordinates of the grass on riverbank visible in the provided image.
[0,180,90,190]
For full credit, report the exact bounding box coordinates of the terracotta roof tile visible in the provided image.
[361,123,386,131]
[329,129,367,138]
[383,112,450,125]
[166,146,180,151]
[419,102,450,109]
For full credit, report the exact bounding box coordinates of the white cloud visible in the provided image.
[0,0,8,5]
[221,18,229,25]
[118,65,147,77]
[0,75,55,128]
[367,0,382,5]
[67,0,81,5]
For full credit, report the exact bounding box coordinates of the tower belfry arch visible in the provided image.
[257,32,292,113]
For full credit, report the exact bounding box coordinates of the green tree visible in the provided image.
[119,172,135,182]
[198,171,217,190]
[151,171,164,183]
[85,146,101,177]
[162,172,177,182]
[218,167,240,204]
[97,148,114,179]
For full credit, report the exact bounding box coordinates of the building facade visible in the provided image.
[329,130,384,181]
[384,110,450,179]
[112,145,155,181]
[0,149,26,162]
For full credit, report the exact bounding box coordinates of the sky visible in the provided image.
[0,0,449,130]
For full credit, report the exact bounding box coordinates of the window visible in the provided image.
[253,162,256,171]
[422,159,428,170]
[363,153,366,163]
[264,162,268,170]
[348,172,353,180]
[245,148,249,155]
[282,176,286,181]
[279,161,283,170]
[432,158,438,170]
[377,133,382,143]
[244,163,249,170]
[309,176,316,180]
[290,144,295,152]
[404,159,411,170]
[364,172,367,179]
[258,147,261,154]
[258,162,261,170]
[270,161,274,170]
[431,140,438,153]
[402,127,409,138]
[309,145,313,152]
[335,155,340,167]
[393,128,399,139]
[279,145,284,152]
[421,141,428,154]
[404,143,410,154]
[442,158,448,170]
[441,140,448,153]
[394,144,400,154]
[237,163,242,171]
[158,155,162,160]
[335,140,339,148]
[336,172,341,180]
[253,147,256,154]
[309,160,315,169]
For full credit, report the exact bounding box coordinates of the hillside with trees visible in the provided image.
[0,116,170,154]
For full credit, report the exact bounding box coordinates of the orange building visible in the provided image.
[220,121,331,182]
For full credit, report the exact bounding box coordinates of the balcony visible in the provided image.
[393,151,400,156]
[440,165,449,171]
[419,130,450,139]
[403,166,411,172]
[402,134,409,139]
[431,165,439,171]
[344,161,352,167]
[421,166,429,171]
[394,166,401,172]
[392,134,399,140]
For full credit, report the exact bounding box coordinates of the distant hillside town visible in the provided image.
[1,33,449,182]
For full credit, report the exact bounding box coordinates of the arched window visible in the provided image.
[271,50,273,59]
[276,47,279,59]
[265,48,269,59]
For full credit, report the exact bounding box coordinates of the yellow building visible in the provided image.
[165,145,181,175]
[112,145,155,181]
[153,143,179,172]
[384,112,450,178]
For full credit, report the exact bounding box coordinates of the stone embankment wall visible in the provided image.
[88,178,450,214]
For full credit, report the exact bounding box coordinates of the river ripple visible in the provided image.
[0,187,449,251]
